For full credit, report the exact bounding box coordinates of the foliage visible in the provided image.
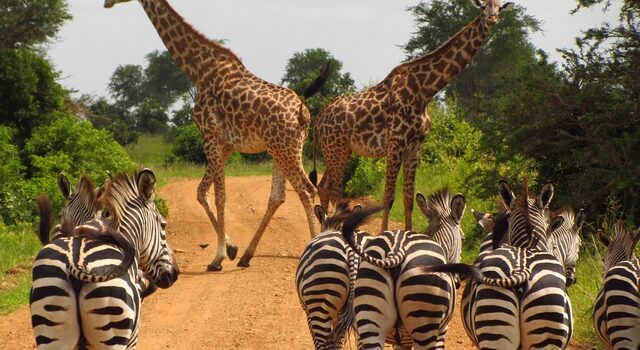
[0,127,27,224]
[281,48,356,117]
[344,157,385,198]
[0,48,65,146]
[85,96,139,145]
[0,0,72,49]
[0,223,40,314]
[404,0,540,107]
[154,196,169,218]
[172,124,206,164]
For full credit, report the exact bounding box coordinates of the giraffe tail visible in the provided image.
[36,194,53,245]
[309,117,318,187]
[302,61,333,98]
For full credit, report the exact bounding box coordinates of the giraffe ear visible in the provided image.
[471,0,485,9]
[498,180,515,207]
[314,205,326,227]
[137,169,156,202]
[450,194,466,224]
[501,2,515,11]
[58,173,72,200]
[538,183,554,209]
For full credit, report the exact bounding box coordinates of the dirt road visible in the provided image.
[0,176,584,349]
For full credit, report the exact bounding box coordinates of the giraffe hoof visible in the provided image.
[237,254,252,268]
[206,262,223,272]
[226,244,238,261]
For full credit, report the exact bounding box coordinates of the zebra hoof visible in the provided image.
[206,262,223,272]
[237,255,252,268]
[226,244,238,261]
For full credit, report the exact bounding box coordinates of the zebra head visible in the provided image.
[101,169,179,289]
[596,221,640,273]
[416,188,466,264]
[547,208,586,286]
[57,173,102,234]
[498,180,554,251]
[314,202,362,232]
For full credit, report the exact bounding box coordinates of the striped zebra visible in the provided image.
[593,221,640,350]
[423,180,572,350]
[30,169,179,349]
[547,207,585,286]
[296,203,368,350]
[339,188,466,349]
[37,173,158,299]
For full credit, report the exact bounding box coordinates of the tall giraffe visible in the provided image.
[312,0,513,231]
[104,0,331,271]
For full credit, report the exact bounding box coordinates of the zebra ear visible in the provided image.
[58,173,72,200]
[498,180,515,207]
[549,215,565,233]
[595,230,611,248]
[314,205,326,226]
[451,194,466,224]
[78,175,97,213]
[137,169,156,202]
[575,209,586,230]
[538,183,554,209]
[416,192,430,219]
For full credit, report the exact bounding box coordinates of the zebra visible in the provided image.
[339,188,466,349]
[593,221,640,349]
[547,207,585,287]
[296,203,368,350]
[37,173,158,299]
[30,169,179,349]
[422,180,572,350]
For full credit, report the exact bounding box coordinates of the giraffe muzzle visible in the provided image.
[104,0,116,8]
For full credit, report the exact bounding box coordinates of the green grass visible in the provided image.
[0,223,41,314]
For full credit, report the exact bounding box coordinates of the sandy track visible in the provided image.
[0,176,584,349]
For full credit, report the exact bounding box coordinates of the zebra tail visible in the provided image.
[341,205,405,269]
[36,194,53,245]
[419,263,530,288]
[330,249,359,347]
[69,227,136,283]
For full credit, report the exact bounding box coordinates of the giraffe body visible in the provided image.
[105,0,329,270]
[314,0,513,231]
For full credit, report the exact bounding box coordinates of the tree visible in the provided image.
[108,64,145,109]
[0,0,72,48]
[403,0,540,107]
[143,50,193,110]
[281,48,356,116]
[0,48,65,146]
[86,96,139,145]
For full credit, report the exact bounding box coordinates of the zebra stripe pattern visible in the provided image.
[593,222,640,350]
[30,169,179,349]
[547,207,585,286]
[342,188,466,349]
[423,181,572,349]
[296,203,368,350]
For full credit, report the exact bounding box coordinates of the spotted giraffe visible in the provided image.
[103,0,331,271]
[312,0,514,231]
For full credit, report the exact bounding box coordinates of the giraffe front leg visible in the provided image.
[237,166,287,268]
[381,148,403,231]
[402,144,421,231]
[198,143,235,272]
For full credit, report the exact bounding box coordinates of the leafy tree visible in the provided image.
[404,0,540,107]
[143,50,193,110]
[171,96,194,127]
[86,97,139,145]
[0,0,72,48]
[281,48,356,116]
[0,48,65,146]
[0,126,26,224]
[136,99,170,134]
[108,64,145,109]
[172,123,206,164]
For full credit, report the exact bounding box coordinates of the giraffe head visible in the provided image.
[103,0,132,8]
[473,0,514,25]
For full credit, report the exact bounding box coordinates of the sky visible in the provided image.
[46,0,621,98]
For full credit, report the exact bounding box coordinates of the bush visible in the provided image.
[344,156,385,198]
[172,124,206,164]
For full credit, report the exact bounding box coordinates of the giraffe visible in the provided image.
[311,0,514,231]
[103,0,332,271]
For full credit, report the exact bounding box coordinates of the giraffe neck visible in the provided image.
[138,0,245,87]
[398,16,493,100]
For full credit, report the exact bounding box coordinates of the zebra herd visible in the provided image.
[296,180,640,350]
[28,170,638,349]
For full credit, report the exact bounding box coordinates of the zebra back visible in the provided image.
[100,169,179,289]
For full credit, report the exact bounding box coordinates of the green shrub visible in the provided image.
[154,195,169,218]
[344,156,385,198]
[172,124,206,164]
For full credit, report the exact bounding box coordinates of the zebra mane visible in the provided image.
[551,207,576,227]
[424,188,453,220]
[100,170,143,229]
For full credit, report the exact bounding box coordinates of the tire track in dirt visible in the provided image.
[0,176,586,349]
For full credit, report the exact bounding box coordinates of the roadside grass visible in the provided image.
[0,224,40,314]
